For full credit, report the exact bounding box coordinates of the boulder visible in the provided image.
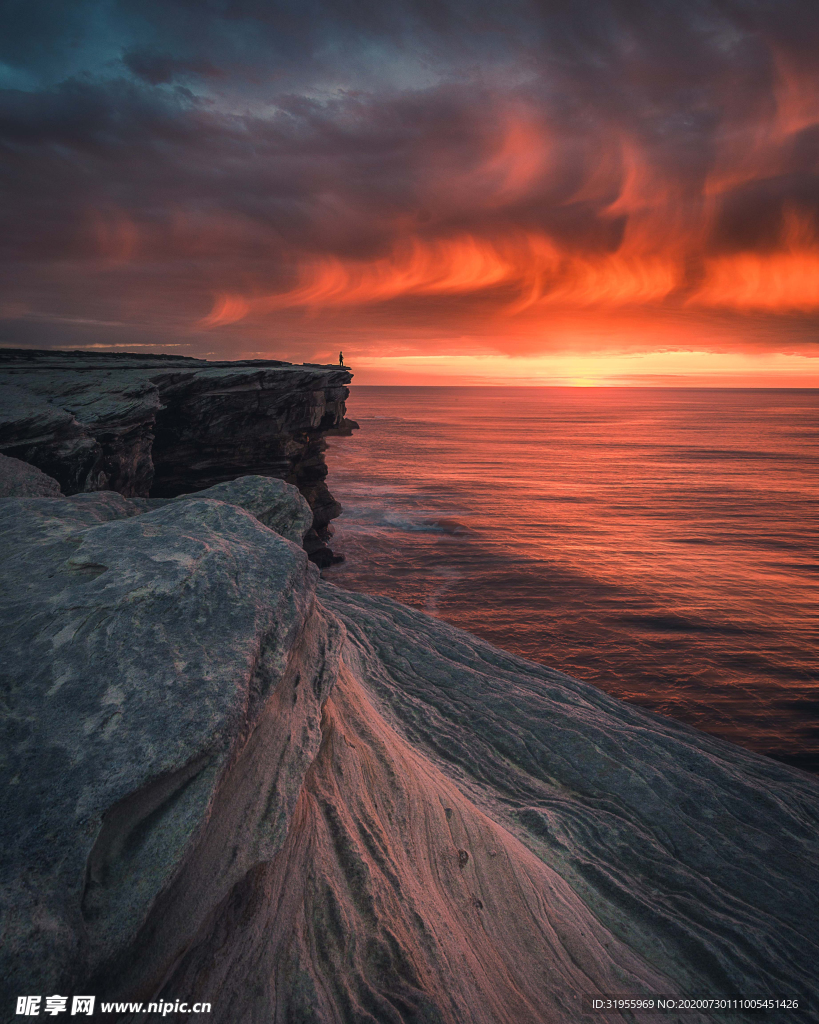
[0,453,62,497]
[172,476,313,544]
[0,495,341,1003]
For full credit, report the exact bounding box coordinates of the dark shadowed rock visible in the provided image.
[303,540,346,567]
[0,384,106,493]
[0,348,354,561]
[0,453,62,497]
[325,416,360,435]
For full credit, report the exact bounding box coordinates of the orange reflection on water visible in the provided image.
[324,386,819,772]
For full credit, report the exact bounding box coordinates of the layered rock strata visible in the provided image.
[0,348,354,562]
[1,478,817,1023]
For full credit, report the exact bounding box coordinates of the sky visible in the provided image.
[1,0,818,384]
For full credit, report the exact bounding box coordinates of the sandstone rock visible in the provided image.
[172,476,313,545]
[66,490,163,521]
[149,651,681,1024]
[0,349,353,561]
[0,453,62,497]
[0,383,105,493]
[2,495,817,1023]
[0,496,341,1003]
[319,585,819,1005]
[147,362,351,501]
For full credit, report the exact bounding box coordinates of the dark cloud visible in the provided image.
[122,49,222,85]
[0,0,818,357]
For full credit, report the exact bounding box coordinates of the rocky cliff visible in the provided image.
[0,349,355,563]
[1,466,817,1024]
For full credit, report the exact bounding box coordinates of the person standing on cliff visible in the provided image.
[339,351,344,366]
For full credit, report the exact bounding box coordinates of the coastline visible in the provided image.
[1,355,817,1022]
[0,348,356,565]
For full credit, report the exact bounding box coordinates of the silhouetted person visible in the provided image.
[339,351,344,366]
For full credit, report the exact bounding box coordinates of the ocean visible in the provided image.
[323,387,819,773]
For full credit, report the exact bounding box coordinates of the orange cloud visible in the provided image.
[693,210,819,310]
[200,293,251,327]
[200,228,685,326]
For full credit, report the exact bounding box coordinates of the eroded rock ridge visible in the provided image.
[1,475,817,1023]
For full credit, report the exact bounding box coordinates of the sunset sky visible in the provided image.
[2,0,818,384]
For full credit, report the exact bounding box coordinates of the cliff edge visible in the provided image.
[1,472,816,1023]
[0,348,355,564]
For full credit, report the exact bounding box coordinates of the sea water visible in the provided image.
[323,387,819,772]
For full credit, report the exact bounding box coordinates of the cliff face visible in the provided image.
[1,474,817,1024]
[0,349,354,561]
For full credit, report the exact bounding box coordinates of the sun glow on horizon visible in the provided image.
[345,347,819,387]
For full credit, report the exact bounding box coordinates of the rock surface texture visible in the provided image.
[0,452,62,497]
[0,348,354,561]
[1,480,817,1023]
